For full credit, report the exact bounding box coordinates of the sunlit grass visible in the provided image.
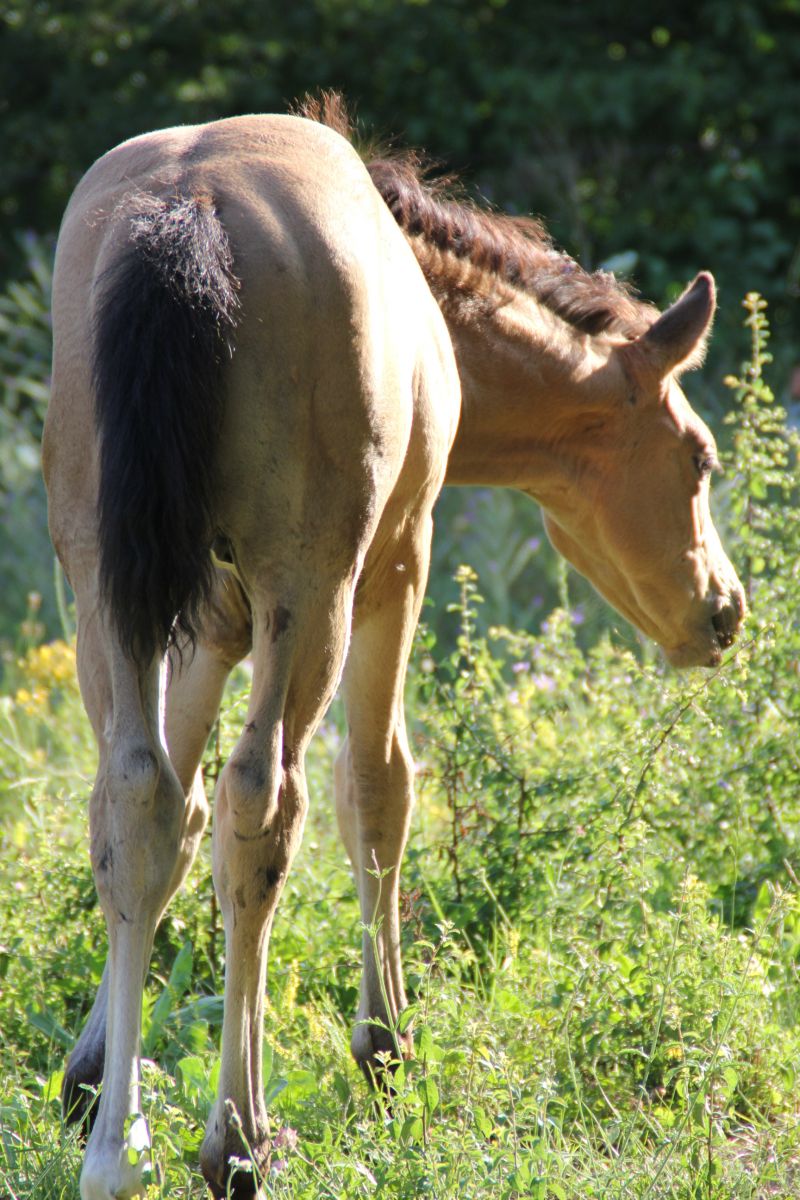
[2,300,800,1198]
[2,621,800,1199]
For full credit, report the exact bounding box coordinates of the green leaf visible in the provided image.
[26,1006,73,1050]
[417,1024,435,1060]
[262,1040,273,1088]
[142,940,193,1057]
[42,1068,63,1104]
[177,1054,211,1101]
[401,1114,423,1143]
[417,1076,439,1113]
[284,1069,317,1099]
[474,1105,493,1137]
[397,1003,419,1034]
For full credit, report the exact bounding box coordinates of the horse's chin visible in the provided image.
[663,634,723,670]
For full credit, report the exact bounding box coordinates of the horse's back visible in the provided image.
[45,114,458,584]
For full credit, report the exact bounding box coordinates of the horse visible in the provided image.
[43,94,745,1198]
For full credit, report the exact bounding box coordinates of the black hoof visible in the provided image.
[62,1040,104,1137]
[201,1132,270,1199]
[355,1024,412,1093]
[205,1163,262,1200]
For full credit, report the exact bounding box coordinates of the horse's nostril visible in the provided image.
[711,596,742,649]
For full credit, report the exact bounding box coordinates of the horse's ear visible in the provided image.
[638,272,716,377]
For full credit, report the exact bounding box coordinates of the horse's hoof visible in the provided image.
[80,1117,151,1200]
[351,1021,412,1092]
[203,1163,266,1200]
[62,1065,102,1138]
[200,1108,270,1200]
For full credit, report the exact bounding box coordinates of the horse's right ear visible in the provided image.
[637,272,716,377]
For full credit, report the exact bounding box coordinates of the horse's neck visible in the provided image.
[443,295,604,501]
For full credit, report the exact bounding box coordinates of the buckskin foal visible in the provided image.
[44,99,744,1198]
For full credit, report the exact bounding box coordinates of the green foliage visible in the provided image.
[1,298,800,1197]
[724,293,800,595]
[2,2,798,383]
[409,297,800,1185]
[0,236,57,644]
[0,233,52,461]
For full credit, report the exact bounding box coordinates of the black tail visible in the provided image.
[92,193,239,663]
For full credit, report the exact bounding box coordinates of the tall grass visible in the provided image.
[1,299,798,1198]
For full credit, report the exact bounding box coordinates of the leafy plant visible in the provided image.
[0,235,57,645]
[2,298,799,1198]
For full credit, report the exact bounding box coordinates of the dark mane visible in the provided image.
[298,92,655,339]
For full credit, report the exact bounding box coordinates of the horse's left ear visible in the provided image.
[638,272,716,377]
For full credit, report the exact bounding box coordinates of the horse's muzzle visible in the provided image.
[711,587,746,651]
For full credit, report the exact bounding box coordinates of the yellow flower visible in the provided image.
[14,684,48,716]
[306,1007,327,1045]
[282,960,300,1013]
[15,640,78,707]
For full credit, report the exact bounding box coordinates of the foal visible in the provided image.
[44,104,744,1198]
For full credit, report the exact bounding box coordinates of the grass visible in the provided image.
[2,296,799,1198]
[1,616,799,1200]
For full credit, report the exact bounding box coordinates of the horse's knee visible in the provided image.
[353,728,413,791]
[218,732,309,834]
[281,759,310,826]
[214,749,308,927]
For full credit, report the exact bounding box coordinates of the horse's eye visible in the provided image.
[693,452,718,478]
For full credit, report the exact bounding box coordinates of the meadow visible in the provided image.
[1,297,799,1198]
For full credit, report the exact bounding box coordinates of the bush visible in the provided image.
[0,235,58,647]
[404,293,800,1143]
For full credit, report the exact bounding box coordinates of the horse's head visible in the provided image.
[539,272,745,667]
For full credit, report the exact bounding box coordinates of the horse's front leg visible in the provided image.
[335,524,432,1083]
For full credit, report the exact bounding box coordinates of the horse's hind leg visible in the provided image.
[59,592,181,1199]
[199,573,355,1198]
[62,757,208,1134]
[63,574,252,1132]
[334,519,433,1081]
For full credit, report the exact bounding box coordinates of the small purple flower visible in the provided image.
[273,1127,299,1152]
